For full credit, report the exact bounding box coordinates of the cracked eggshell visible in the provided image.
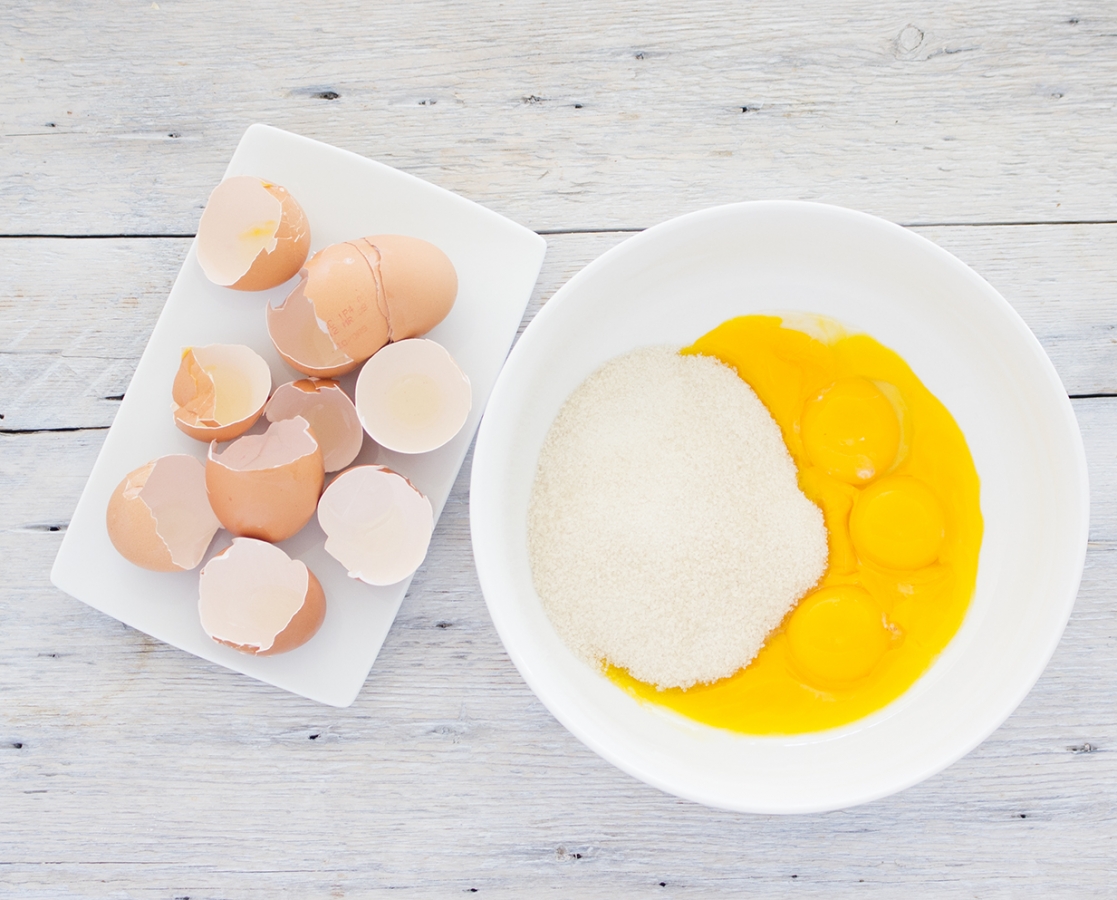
[354,338,472,454]
[317,464,434,586]
[357,234,458,341]
[106,455,221,572]
[198,537,326,656]
[196,176,311,291]
[264,379,364,473]
[266,241,383,378]
[206,416,325,542]
[265,235,457,378]
[172,344,272,443]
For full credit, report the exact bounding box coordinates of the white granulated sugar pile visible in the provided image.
[528,346,828,690]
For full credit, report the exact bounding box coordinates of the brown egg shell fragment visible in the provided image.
[198,537,326,656]
[265,379,364,473]
[304,241,392,364]
[196,176,311,291]
[106,455,221,572]
[172,344,272,443]
[358,234,458,341]
[354,338,472,454]
[266,242,383,377]
[232,183,311,291]
[266,275,357,378]
[264,234,457,378]
[206,416,325,542]
[107,461,174,571]
[317,464,434,586]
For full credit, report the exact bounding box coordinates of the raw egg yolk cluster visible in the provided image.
[609,314,983,734]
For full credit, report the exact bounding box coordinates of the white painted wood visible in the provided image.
[2,0,1116,895]
[2,2,1117,233]
[0,402,1114,897]
[3,224,1115,432]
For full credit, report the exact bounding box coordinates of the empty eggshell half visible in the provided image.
[106,455,221,572]
[206,416,325,542]
[265,379,364,473]
[198,537,326,655]
[266,234,458,378]
[172,344,272,443]
[354,338,472,454]
[317,465,434,586]
[196,175,311,291]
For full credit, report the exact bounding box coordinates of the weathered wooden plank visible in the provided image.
[3,1,1117,233]
[4,396,1111,546]
[2,223,1115,432]
[917,224,1117,397]
[0,233,627,430]
[0,237,195,432]
[0,586,1114,898]
[4,1,1117,892]
[1,401,1113,896]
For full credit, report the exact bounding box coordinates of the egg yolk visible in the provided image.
[802,377,900,483]
[851,475,945,570]
[786,585,891,683]
[607,314,982,734]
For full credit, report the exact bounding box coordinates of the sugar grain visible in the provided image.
[528,346,827,689]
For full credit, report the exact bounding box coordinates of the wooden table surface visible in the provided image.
[3,1,1115,896]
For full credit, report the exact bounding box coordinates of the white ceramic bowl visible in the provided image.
[470,201,1089,813]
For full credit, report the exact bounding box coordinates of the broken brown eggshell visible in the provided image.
[354,338,471,454]
[196,176,311,291]
[106,455,221,572]
[264,379,364,473]
[198,537,326,656]
[265,234,458,377]
[172,343,272,443]
[317,464,434,586]
[206,415,325,542]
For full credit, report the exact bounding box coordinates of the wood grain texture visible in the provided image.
[0,402,1114,898]
[3,1,1117,233]
[3,224,1116,433]
[0,231,1113,895]
[3,0,1116,895]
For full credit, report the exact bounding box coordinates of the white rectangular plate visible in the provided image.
[51,124,547,707]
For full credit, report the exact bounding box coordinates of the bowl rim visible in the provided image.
[471,199,1090,812]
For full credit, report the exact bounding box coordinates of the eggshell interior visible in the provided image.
[172,343,272,443]
[198,537,326,655]
[206,416,325,542]
[317,464,434,586]
[196,176,310,291]
[265,379,364,472]
[354,338,472,454]
[266,273,356,377]
[266,242,378,377]
[106,455,221,572]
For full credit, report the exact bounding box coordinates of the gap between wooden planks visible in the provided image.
[2,224,1116,433]
[3,2,1117,233]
